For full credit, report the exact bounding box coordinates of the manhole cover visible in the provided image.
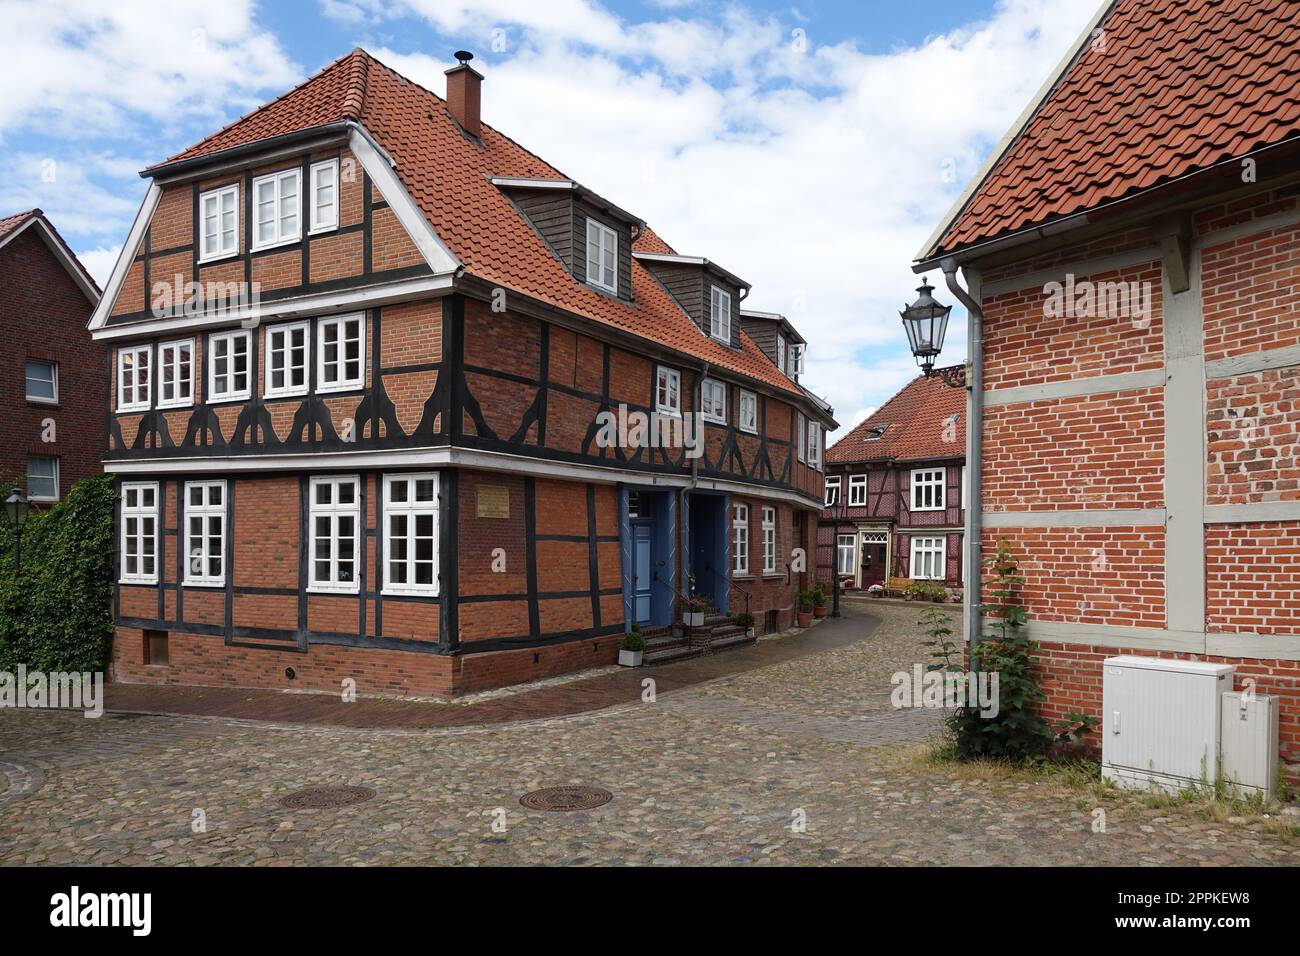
[519,785,613,811]
[277,785,375,809]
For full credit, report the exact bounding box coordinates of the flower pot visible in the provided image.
[684,610,705,627]
[797,610,813,628]
[746,627,756,638]
[619,649,643,667]
[813,604,827,619]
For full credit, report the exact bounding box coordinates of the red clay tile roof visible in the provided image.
[0,208,39,243]
[932,0,1300,257]
[151,51,806,399]
[826,373,964,465]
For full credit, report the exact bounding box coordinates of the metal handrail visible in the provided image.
[700,562,750,624]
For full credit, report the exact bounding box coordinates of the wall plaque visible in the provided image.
[476,485,510,518]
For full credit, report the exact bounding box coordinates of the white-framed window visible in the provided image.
[383,473,439,596]
[26,456,58,501]
[318,313,365,392]
[701,378,726,424]
[117,344,152,412]
[824,475,840,507]
[849,474,867,507]
[738,389,757,434]
[732,503,749,575]
[808,421,822,470]
[776,334,787,374]
[199,184,239,261]
[796,413,805,462]
[910,536,945,581]
[709,285,731,342]
[25,360,57,403]
[911,467,946,511]
[836,534,856,576]
[183,480,226,586]
[790,343,805,376]
[309,158,340,234]
[586,219,618,294]
[157,338,194,408]
[265,320,311,398]
[309,475,360,592]
[761,506,777,574]
[656,365,681,416]
[208,329,251,402]
[120,482,159,584]
[252,168,301,250]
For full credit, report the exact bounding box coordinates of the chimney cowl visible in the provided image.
[445,51,483,139]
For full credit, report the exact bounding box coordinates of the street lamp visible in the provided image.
[900,278,965,388]
[4,486,29,574]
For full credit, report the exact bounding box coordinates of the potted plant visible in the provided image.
[867,580,885,598]
[796,590,814,628]
[682,595,708,628]
[812,582,829,618]
[729,610,756,638]
[619,624,645,667]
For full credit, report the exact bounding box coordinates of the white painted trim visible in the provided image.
[981,508,1166,528]
[199,183,242,262]
[984,369,1165,406]
[1206,632,1300,662]
[119,480,161,585]
[0,215,101,305]
[1205,501,1300,524]
[91,273,455,341]
[308,158,341,235]
[347,127,459,274]
[307,474,362,594]
[207,328,253,403]
[990,617,1300,662]
[263,319,312,399]
[88,183,161,331]
[249,167,303,252]
[315,312,366,394]
[489,176,574,191]
[1206,343,1300,379]
[381,472,440,597]
[909,466,945,512]
[980,245,1162,298]
[586,218,619,295]
[155,337,196,409]
[181,479,228,587]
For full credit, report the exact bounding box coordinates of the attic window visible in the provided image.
[709,285,731,343]
[864,424,889,441]
[776,334,787,374]
[789,344,805,376]
[586,219,618,294]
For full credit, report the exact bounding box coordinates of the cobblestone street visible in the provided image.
[1,603,1297,866]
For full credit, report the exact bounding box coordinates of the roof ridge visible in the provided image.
[342,47,371,119]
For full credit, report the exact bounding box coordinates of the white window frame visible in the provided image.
[309,158,340,234]
[26,455,58,502]
[208,329,252,402]
[120,481,159,584]
[199,184,239,262]
[586,219,618,294]
[656,365,681,417]
[808,421,822,470]
[117,344,152,412]
[824,475,840,507]
[910,467,946,512]
[701,378,726,424]
[382,473,440,596]
[317,313,366,393]
[836,534,857,576]
[796,413,805,463]
[776,334,787,374]
[183,480,227,587]
[709,285,731,342]
[761,506,777,574]
[309,475,361,593]
[849,474,867,507]
[732,503,749,576]
[790,343,805,376]
[251,167,301,251]
[265,320,311,398]
[910,536,945,581]
[24,359,57,404]
[738,389,757,434]
[157,338,195,409]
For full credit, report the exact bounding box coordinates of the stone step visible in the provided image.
[705,631,757,653]
[644,633,688,652]
[643,644,705,665]
[690,624,745,647]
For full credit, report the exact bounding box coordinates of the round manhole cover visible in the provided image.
[277,785,375,809]
[519,785,613,812]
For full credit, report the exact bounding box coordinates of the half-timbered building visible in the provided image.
[90,50,834,696]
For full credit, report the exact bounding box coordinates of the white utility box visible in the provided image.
[1220,691,1279,801]
[1101,655,1234,792]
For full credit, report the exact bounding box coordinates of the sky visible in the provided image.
[0,0,1101,438]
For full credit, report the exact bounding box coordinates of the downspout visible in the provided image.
[940,257,982,654]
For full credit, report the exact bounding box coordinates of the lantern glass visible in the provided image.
[4,487,28,530]
[900,279,953,373]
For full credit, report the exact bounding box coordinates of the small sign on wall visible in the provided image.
[476,485,510,519]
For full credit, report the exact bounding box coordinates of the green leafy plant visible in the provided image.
[798,590,815,612]
[729,611,755,629]
[944,537,1054,761]
[1054,711,1097,745]
[919,606,961,676]
[0,475,115,674]
[813,582,828,606]
[622,623,645,652]
[906,579,947,603]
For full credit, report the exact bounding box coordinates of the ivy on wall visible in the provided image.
[0,474,115,674]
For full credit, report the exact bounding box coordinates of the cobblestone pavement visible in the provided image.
[1,603,1297,866]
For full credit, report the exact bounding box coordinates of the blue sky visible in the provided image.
[1,0,1099,435]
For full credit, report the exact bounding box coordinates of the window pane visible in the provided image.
[25,361,56,400]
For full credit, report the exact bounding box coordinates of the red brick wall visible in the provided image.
[1206,523,1300,634]
[1206,368,1300,506]
[0,224,104,497]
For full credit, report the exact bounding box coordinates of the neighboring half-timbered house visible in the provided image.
[90,50,835,696]
[816,374,965,589]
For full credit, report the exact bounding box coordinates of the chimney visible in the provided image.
[445,50,483,139]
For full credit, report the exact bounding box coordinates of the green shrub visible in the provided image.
[729,610,755,629]
[0,475,115,674]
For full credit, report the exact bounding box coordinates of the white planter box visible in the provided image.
[684,611,705,627]
[618,649,643,667]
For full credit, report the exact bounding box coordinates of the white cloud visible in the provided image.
[76,245,123,289]
[0,153,142,246]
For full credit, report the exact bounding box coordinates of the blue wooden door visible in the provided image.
[633,522,653,624]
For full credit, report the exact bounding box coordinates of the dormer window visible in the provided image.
[790,343,805,376]
[309,159,340,234]
[252,168,301,250]
[709,285,731,343]
[199,184,239,262]
[776,334,787,374]
[586,219,618,294]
